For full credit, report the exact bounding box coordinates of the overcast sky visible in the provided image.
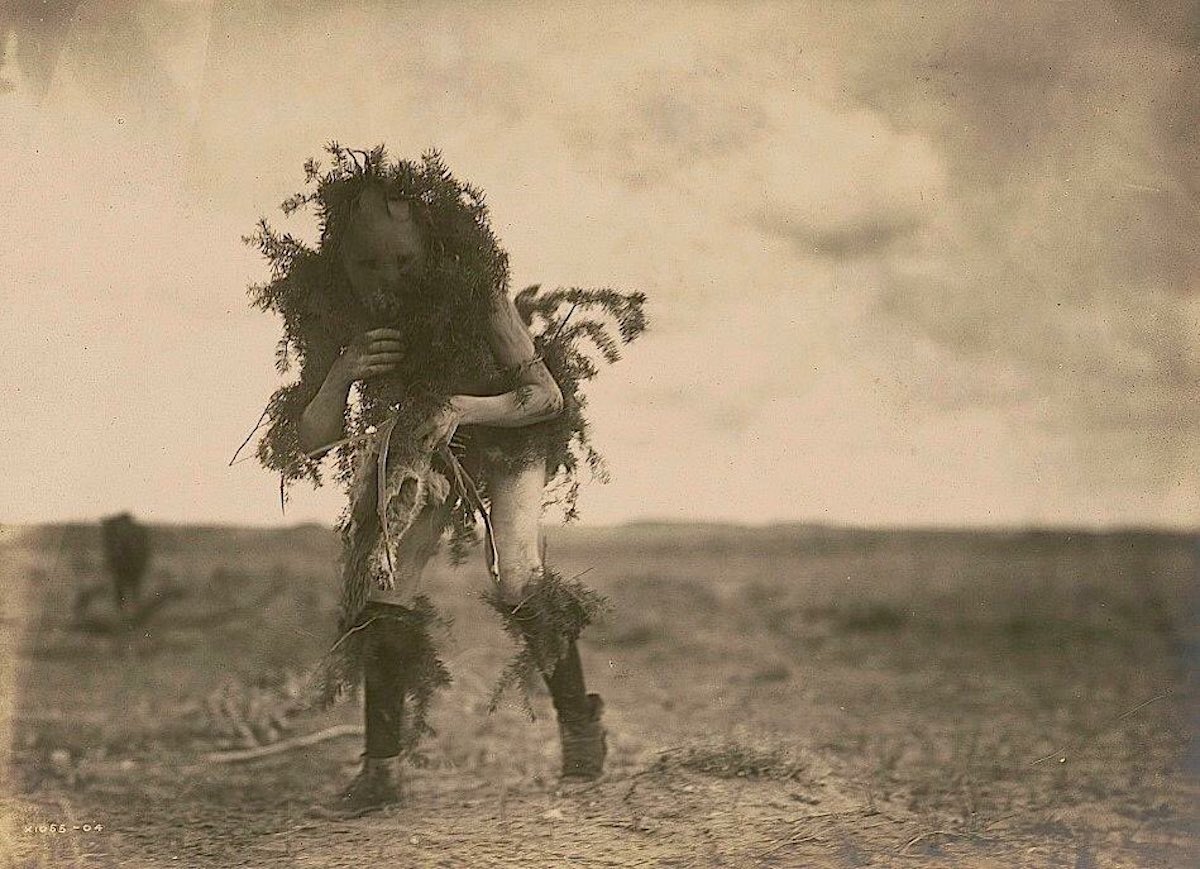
[0,0,1196,528]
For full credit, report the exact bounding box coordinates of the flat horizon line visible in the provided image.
[5,518,1197,537]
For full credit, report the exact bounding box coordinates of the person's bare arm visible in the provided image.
[299,329,405,455]
[450,294,564,428]
[301,302,562,457]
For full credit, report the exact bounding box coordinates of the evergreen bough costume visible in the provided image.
[245,144,646,807]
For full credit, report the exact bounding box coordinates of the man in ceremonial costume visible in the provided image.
[249,146,645,817]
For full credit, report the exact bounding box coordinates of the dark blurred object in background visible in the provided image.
[71,511,154,628]
[101,512,152,617]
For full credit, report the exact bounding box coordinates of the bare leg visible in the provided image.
[362,499,449,756]
[365,496,453,608]
[323,499,451,817]
[488,461,606,779]
[487,460,549,600]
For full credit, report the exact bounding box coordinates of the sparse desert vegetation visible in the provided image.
[1,522,1195,867]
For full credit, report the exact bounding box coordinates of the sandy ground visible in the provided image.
[1,523,1196,867]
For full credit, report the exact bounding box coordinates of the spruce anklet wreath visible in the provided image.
[244,144,646,732]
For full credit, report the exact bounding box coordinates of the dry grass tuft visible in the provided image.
[658,740,810,781]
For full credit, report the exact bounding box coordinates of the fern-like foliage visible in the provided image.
[482,567,610,719]
[308,596,453,755]
[245,145,648,538]
[474,285,649,522]
[246,143,506,499]
[244,147,643,719]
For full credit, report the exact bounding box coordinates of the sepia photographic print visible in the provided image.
[1,1,1196,866]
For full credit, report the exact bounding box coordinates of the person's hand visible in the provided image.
[335,329,404,384]
[416,401,463,452]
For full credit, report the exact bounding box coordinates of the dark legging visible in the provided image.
[362,604,416,759]
[362,605,591,757]
[542,639,590,722]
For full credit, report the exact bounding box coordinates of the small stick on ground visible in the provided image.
[200,724,364,764]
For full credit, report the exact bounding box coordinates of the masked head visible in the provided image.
[339,184,428,318]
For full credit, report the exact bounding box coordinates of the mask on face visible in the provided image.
[340,185,427,319]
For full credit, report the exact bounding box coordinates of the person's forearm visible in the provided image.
[299,365,354,454]
[453,383,563,428]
